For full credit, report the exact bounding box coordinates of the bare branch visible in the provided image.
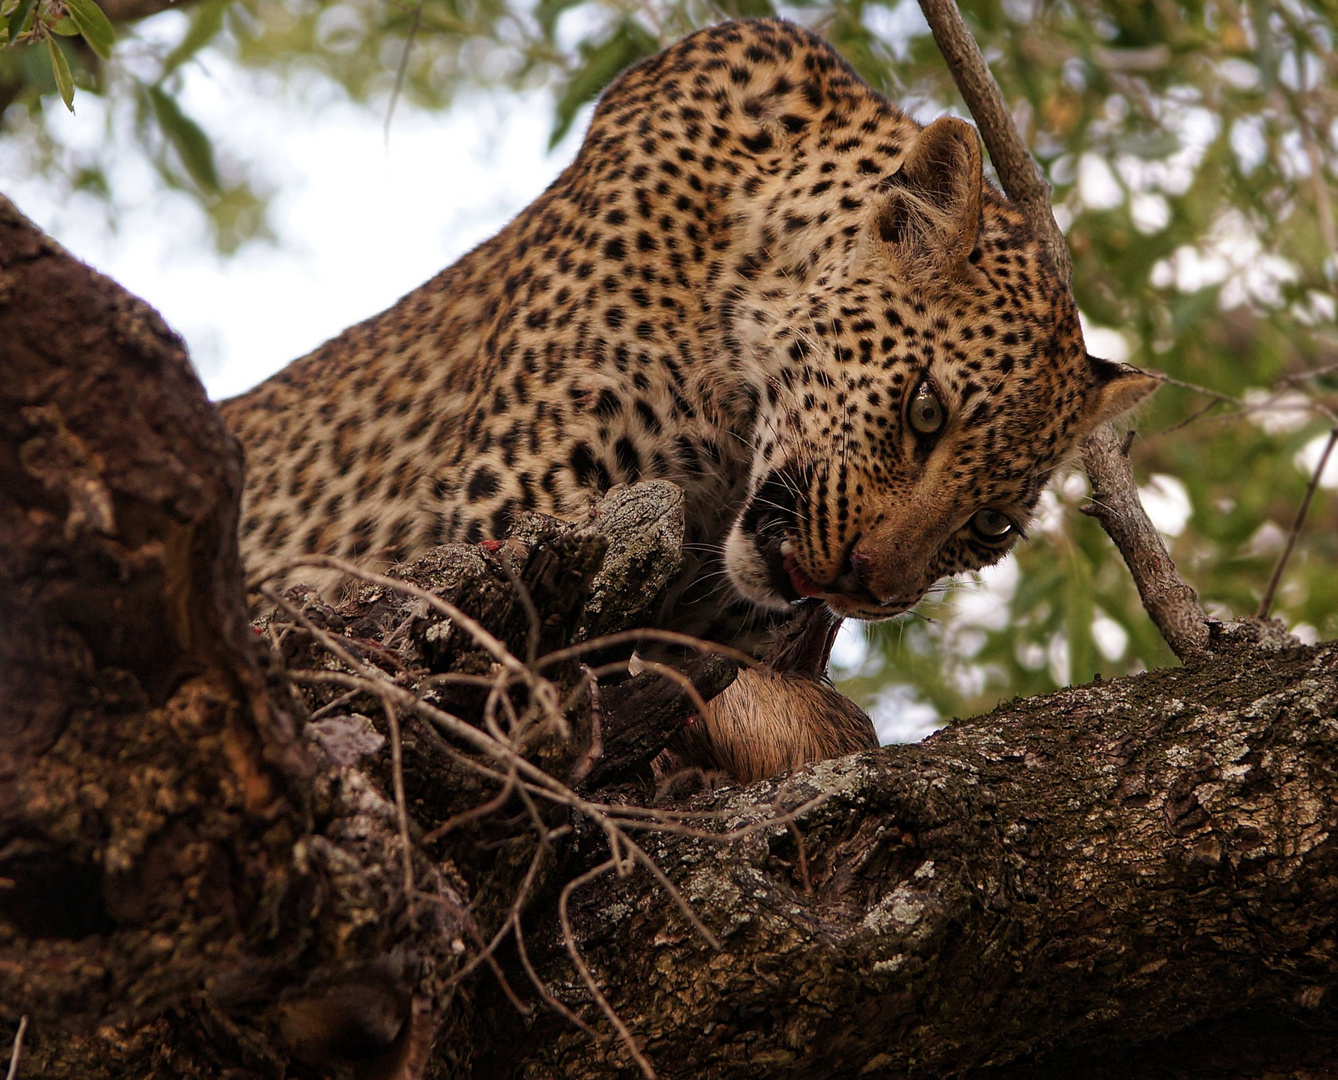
[1258,426,1338,619]
[6,1017,26,1080]
[559,858,657,1080]
[1080,426,1210,659]
[915,0,1072,283]
[915,0,1212,661]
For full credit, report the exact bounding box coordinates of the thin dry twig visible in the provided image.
[1153,371,1338,429]
[1258,426,1338,619]
[267,602,525,773]
[514,919,599,1037]
[443,812,552,995]
[6,1017,25,1080]
[560,858,658,1080]
[262,557,755,820]
[378,696,417,905]
[624,837,721,950]
[1161,395,1231,437]
[1277,360,1338,389]
[421,765,519,844]
[535,628,758,670]
[383,0,425,145]
[784,814,813,896]
[570,666,604,785]
[574,792,832,833]
[253,554,531,679]
[308,687,364,721]
[1135,373,1335,618]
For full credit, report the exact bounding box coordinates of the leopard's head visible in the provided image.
[724,117,1158,621]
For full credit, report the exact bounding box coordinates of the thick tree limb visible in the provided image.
[507,637,1338,1079]
[916,0,1212,663]
[0,196,467,1078]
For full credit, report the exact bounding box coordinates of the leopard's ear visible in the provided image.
[869,116,983,283]
[1082,355,1161,427]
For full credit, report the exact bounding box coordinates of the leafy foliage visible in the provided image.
[1,0,264,247]
[4,0,113,112]
[2,0,1334,727]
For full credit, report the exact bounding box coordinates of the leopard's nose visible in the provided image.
[832,544,878,602]
[848,547,878,589]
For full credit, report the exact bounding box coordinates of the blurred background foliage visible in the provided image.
[2,0,1335,733]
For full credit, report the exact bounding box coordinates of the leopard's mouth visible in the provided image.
[739,464,810,603]
[762,536,915,620]
[731,463,913,619]
[747,526,805,604]
[767,538,825,602]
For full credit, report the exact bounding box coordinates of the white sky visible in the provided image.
[4,56,583,399]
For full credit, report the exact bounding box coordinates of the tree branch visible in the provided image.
[0,195,467,1079]
[506,637,1338,1079]
[915,0,1212,663]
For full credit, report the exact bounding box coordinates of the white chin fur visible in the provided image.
[722,525,793,612]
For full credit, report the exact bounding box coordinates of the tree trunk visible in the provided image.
[2,197,1335,1080]
[0,196,468,1079]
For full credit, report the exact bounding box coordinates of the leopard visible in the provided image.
[220,17,1156,781]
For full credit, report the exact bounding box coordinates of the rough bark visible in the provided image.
[503,637,1338,1078]
[0,196,469,1079]
[2,199,1337,1080]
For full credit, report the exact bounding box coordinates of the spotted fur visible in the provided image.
[222,18,1154,655]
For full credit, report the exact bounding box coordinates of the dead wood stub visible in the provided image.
[582,653,739,788]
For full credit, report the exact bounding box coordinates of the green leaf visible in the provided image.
[63,0,114,59]
[148,84,220,193]
[47,34,73,110]
[550,18,658,149]
[51,17,80,34]
[72,163,109,194]
[6,0,35,44]
[162,0,226,75]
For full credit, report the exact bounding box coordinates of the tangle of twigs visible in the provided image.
[254,550,826,1079]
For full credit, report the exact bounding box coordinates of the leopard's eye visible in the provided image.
[908,379,945,436]
[970,509,1015,542]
